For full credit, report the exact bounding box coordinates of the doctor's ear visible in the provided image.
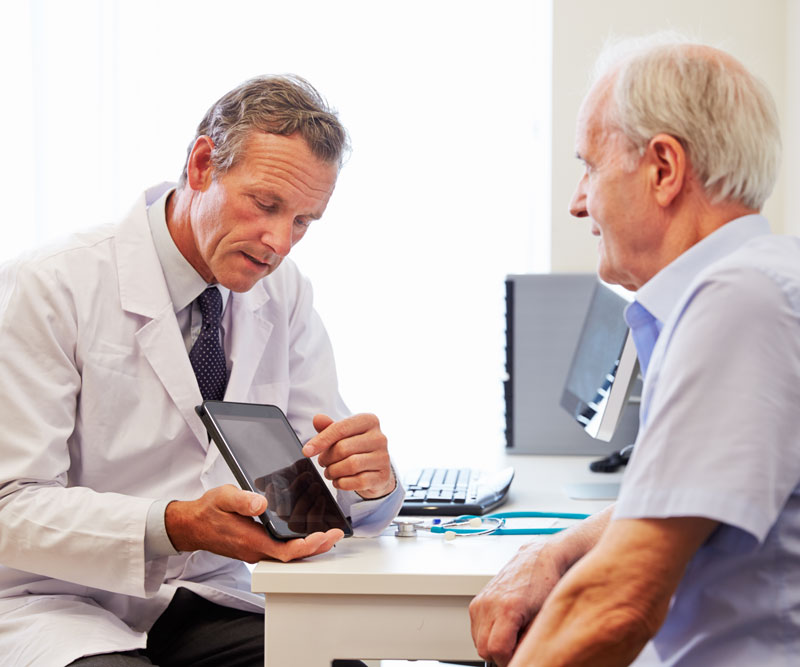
[646,133,686,208]
[186,136,216,192]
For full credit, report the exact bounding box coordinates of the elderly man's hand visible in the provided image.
[165,485,343,563]
[469,540,566,666]
[302,413,396,499]
[470,505,615,666]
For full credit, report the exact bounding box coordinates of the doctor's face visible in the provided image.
[185,131,338,292]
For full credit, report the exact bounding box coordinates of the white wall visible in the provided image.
[549,0,794,272]
[786,0,800,237]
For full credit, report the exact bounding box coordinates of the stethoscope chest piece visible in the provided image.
[393,519,424,537]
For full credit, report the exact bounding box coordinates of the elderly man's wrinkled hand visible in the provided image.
[469,540,566,666]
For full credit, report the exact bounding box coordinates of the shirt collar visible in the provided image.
[634,214,771,323]
[146,185,230,313]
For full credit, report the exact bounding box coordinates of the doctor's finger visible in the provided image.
[304,413,382,458]
[323,449,390,481]
[316,431,389,469]
[268,528,344,562]
[215,485,267,517]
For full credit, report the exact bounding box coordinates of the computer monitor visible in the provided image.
[560,280,640,442]
[557,280,641,499]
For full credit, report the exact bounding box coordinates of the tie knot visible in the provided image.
[197,286,222,328]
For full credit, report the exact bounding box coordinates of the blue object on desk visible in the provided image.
[393,510,589,539]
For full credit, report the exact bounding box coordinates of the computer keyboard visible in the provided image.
[399,466,515,516]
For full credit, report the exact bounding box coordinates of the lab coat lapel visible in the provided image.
[225,282,273,399]
[115,192,209,449]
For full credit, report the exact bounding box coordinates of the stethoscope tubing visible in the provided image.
[427,510,590,536]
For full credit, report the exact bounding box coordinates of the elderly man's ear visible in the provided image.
[647,133,688,208]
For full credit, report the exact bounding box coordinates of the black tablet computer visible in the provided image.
[195,401,353,540]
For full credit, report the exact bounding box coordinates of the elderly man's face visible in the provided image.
[569,83,659,291]
[186,132,338,292]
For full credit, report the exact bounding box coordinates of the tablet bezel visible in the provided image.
[195,400,354,541]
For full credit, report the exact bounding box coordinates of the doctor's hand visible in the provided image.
[164,484,343,563]
[302,413,396,499]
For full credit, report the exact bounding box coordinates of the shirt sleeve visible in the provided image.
[0,256,166,597]
[145,499,180,560]
[337,465,405,537]
[614,266,800,544]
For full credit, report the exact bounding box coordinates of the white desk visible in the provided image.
[251,455,621,665]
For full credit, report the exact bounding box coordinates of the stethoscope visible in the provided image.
[393,510,589,540]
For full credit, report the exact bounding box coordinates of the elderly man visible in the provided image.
[0,75,402,666]
[470,37,800,666]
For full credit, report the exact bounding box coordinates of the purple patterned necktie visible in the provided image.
[190,286,228,401]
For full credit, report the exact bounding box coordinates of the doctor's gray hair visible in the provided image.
[178,74,349,187]
[593,34,781,211]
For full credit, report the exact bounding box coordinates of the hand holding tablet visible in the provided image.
[195,401,354,541]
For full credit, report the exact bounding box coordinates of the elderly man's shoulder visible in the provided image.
[694,233,800,319]
[718,233,800,285]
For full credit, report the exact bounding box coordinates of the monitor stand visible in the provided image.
[563,482,620,500]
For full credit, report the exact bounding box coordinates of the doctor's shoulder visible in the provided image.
[0,223,118,315]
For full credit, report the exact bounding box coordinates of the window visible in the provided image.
[3,0,552,469]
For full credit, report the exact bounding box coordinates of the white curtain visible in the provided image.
[2,0,552,470]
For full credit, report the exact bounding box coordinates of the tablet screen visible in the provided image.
[198,401,353,539]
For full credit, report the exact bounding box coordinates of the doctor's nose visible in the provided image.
[261,219,294,258]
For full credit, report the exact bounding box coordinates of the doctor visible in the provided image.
[0,75,402,666]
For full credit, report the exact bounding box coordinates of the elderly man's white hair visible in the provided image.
[591,32,781,211]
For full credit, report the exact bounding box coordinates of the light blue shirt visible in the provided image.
[614,215,800,665]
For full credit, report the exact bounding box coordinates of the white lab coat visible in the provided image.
[0,186,401,666]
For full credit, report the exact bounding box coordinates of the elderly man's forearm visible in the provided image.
[509,586,661,666]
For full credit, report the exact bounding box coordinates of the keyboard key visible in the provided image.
[431,469,447,487]
[418,469,434,489]
[405,469,422,488]
[427,488,454,501]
